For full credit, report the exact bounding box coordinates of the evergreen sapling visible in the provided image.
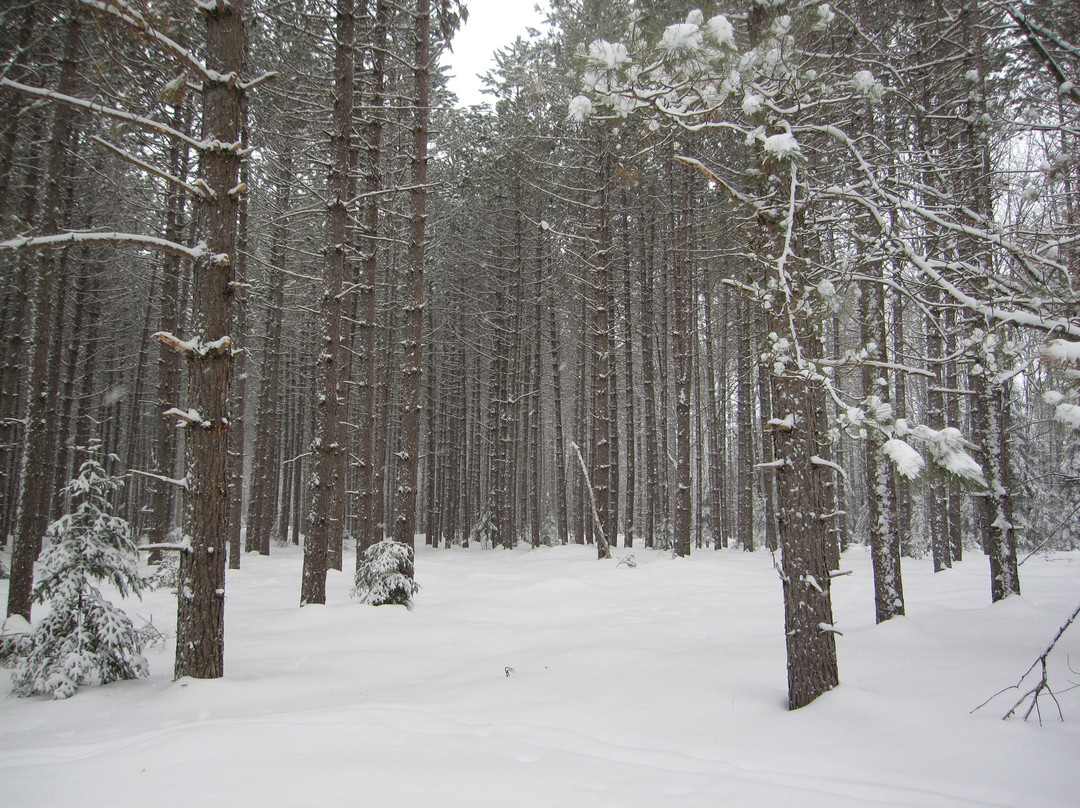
[9,447,149,699]
[352,540,418,606]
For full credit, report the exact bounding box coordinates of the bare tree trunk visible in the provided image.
[704,287,724,550]
[246,144,292,556]
[861,278,905,623]
[548,305,569,544]
[227,110,250,571]
[588,134,613,559]
[171,0,245,679]
[671,157,693,558]
[303,0,354,605]
[974,371,1021,601]
[640,212,660,549]
[0,5,37,212]
[926,288,951,572]
[771,323,840,709]
[390,0,429,555]
[0,116,45,548]
[736,293,755,552]
[758,340,778,553]
[619,192,636,549]
[355,0,389,560]
[7,14,81,620]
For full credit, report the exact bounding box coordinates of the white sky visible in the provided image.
[442,0,552,108]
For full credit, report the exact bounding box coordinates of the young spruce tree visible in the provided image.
[8,447,148,699]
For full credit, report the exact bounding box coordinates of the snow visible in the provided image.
[1041,338,1080,367]
[2,543,1079,807]
[2,614,31,635]
[763,132,802,161]
[814,3,836,29]
[851,69,883,100]
[567,95,594,123]
[706,14,735,49]
[658,23,704,58]
[1053,402,1080,429]
[882,437,925,481]
[586,40,630,72]
[742,91,764,116]
[911,425,986,485]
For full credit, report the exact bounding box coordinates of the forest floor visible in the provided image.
[2,540,1079,807]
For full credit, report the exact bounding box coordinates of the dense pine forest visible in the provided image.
[1,0,1079,715]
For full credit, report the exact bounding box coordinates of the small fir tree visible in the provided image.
[352,540,418,606]
[10,447,149,699]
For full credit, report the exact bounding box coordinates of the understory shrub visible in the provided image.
[9,448,149,699]
[352,540,419,606]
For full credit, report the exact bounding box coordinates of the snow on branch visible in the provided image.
[909,425,987,486]
[1040,339,1080,371]
[240,71,281,91]
[138,537,193,554]
[0,230,205,261]
[75,0,214,85]
[0,78,204,151]
[152,332,232,358]
[755,459,789,470]
[914,261,1080,339]
[128,469,189,490]
[997,1,1080,105]
[881,438,925,481]
[765,415,795,431]
[88,136,209,199]
[810,455,848,481]
[163,407,211,428]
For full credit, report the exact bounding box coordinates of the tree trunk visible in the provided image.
[246,143,292,555]
[736,293,755,552]
[7,14,81,621]
[390,0,429,554]
[861,278,905,623]
[671,158,693,558]
[770,316,839,710]
[303,0,354,605]
[172,0,245,680]
[227,111,250,571]
[548,305,569,545]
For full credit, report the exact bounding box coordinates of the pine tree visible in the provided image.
[352,540,419,606]
[9,446,148,699]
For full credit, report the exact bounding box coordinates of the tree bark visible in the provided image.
[303,0,354,605]
[7,14,81,621]
[390,0,429,554]
[172,0,245,679]
[861,278,905,623]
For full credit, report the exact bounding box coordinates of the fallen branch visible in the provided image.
[972,598,1080,724]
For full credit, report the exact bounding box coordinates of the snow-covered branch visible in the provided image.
[88,136,209,199]
[163,408,211,429]
[0,78,204,150]
[0,230,206,261]
[128,469,189,490]
[138,538,193,554]
[75,0,214,85]
[152,332,232,358]
[810,455,848,481]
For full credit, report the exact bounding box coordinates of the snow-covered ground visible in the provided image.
[2,542,1078,807]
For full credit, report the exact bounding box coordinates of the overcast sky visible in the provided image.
[442,0,552,108]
